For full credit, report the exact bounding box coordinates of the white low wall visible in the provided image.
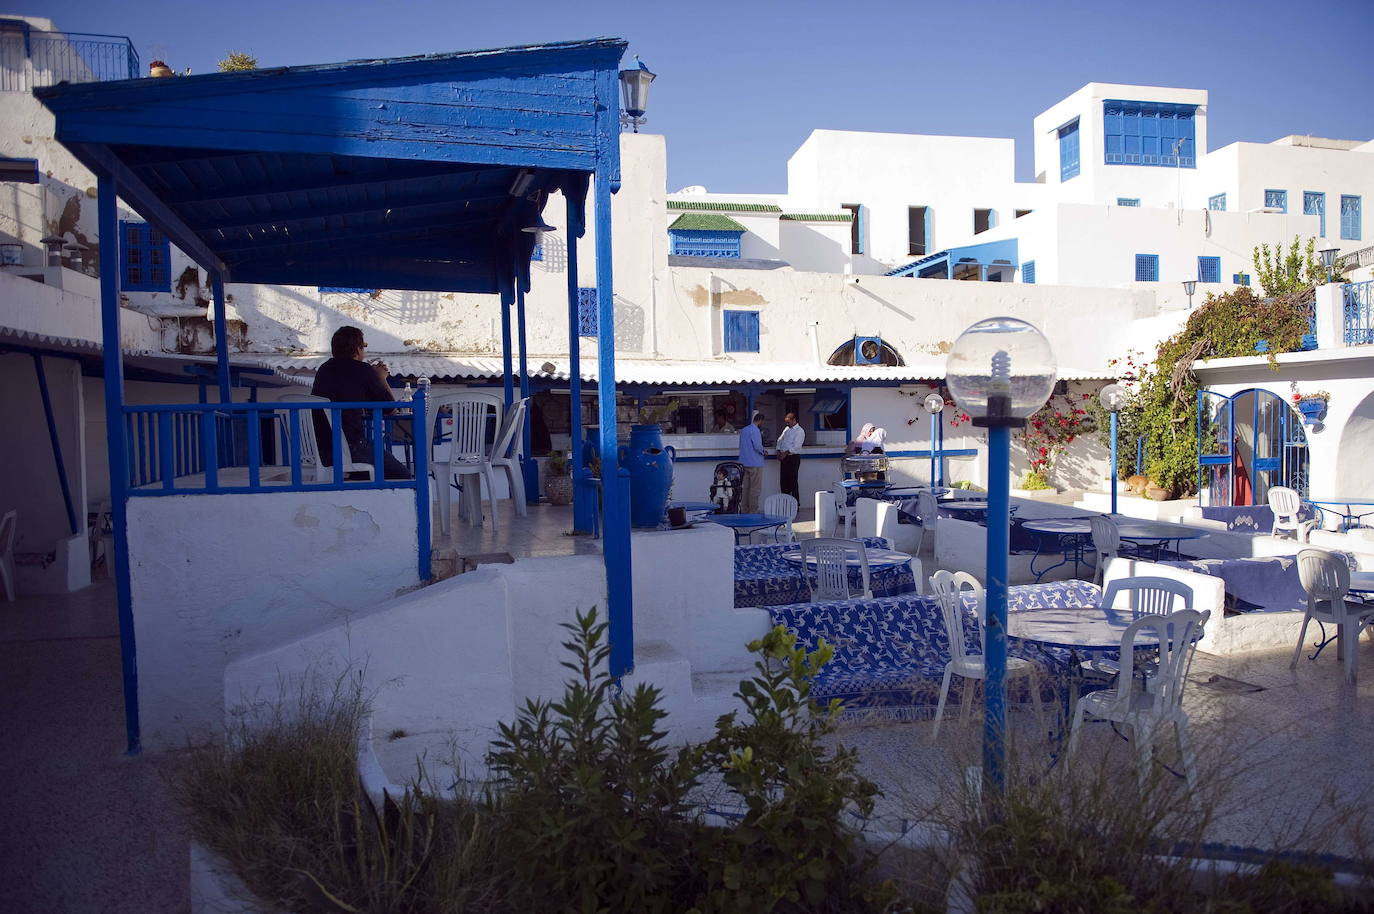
[128,489,420,750]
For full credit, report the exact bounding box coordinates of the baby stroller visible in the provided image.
[709,461,744,514]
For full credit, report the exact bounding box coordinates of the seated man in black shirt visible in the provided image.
[310,325,411,480]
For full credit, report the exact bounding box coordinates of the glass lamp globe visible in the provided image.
[945,316,1056,421]
[1099,382,1130,412]
[618,58,655,119]
[1318,244,1340,270]
[923,392,945,414]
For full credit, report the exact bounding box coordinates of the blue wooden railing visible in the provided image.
[1344,280,1374,346]
[0,28,140,91]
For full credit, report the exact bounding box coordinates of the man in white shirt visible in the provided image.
[775,412,804,501]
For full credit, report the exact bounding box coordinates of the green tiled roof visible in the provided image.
[779,212,853,222]
[666,200,782,213]
[668,213,747,232]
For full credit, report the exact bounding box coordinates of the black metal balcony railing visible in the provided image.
[0,27,140,91]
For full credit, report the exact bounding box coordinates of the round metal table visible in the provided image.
[1349,571,1374,596]
[1020,516,1208,581]
[1306,497,1374,532]
[779,544,914,568]
[708,513,789,543]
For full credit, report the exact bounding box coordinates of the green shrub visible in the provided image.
[1018,472,1051,490]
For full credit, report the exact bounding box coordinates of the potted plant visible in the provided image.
[1292,390,1330,425]
[544,450,573,505]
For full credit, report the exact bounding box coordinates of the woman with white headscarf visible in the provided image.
[847,422,887,455]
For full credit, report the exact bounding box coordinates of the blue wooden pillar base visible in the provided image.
[523,456,540,505]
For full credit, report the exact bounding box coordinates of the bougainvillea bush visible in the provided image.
[1018,394,1097,485]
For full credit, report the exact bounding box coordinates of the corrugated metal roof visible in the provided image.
[250,353,1113,384]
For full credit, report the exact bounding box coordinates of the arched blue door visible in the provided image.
[1197,389,1233,506]
[1249,388,1308,504]
[1197,388,1308,506]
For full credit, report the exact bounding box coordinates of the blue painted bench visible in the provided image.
[766,580,1106,718]
[733,537,916,608]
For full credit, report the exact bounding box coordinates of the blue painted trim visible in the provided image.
[884,448,977,459]
[516,282,538,503]
[413,388,430,580]
[1303,191,1325,237]
[32,354,79,535]
[564,175,593,534]
[1264,189,1287,213]
[855,204,866,255]
[1109,411,1119,515]
[1341,194,1362,241]
[1058,119,1080,182]
[1021,261,1035,284]
[984,424,1011,793]
[1134,253,1159,282]
[210,270,230,402]
[0,156,40,183]
[499,269,514,406]
[1197,255,1221,284]
[99,175,140,755]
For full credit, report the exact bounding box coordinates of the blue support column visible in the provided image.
[516,284,539,504]
[210,270,230,403]
[32,354,79,536]
[1109,410,1119,515]
[936,412,945,487]
[566,180,593,534]
[499,270,515,407]
[99,175,140,755]
[984,424,1011,794]
[413,387,431,580]
[594,172,633,679]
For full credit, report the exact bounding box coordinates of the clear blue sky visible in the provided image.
[38,0,1374,192]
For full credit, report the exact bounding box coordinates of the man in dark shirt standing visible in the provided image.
[311,326,411,479]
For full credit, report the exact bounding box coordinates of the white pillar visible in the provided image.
[1313,282,1344,349]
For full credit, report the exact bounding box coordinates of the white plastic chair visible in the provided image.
[814,490,838,538]
[930,570,1043,739]
[831,482,855,538]
[1089,515,1121,585]
[762,493,798,543]
[489,397,530,519]
[1084,576,1193,680]
[909,489,940,553]
[855,497,898,543]
[277,394,375,482]
[1067,609,1211,791]
[1291,548,1374,684]
[429,391,503,533]
[1268,486,1315,542]
[800,537,871,601]
[0,509,16,601]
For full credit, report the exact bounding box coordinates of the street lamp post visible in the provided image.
[1318,244,1340,284]
[1098,382,1130,515]
[1182,279,1197,310]
[946,317,1056,796]
[924,392,945,486]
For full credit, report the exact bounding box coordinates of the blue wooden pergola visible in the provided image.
[37,38,635,753]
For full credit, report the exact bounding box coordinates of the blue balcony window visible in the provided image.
[1103,100,1196,167]
[1208,193,1226,211]
[1117,198,1140,207]
[1198,256,1221,283]
[120,220,170,292]
[577,287,598,337]
[1134,253,1159,282]
[1304,191,1325,237]
[669,228,742,258]
[723,310,760,353]
[1341,195,1362,241]
[1022,261,1036,284]
[1058,119,1080,182]
[1264,189,1287,213]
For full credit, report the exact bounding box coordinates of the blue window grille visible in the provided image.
[723,310,760,353]
[1102,100,1196,167]
[531,240,543,262]
[1134,254,1159,282]
[1341,195,1362,241]
[1058,120,1080,181]
[318,287,374,294]
[1233,273,1251,286]
[577,287,598,337]
[1117,198,1140,207]
[1264,189,1287,213]
[1198,256,1221,283]
[1303,191,1325,237]
[120,220,170,292]
[1022,261,1036,284]
[0,156,39,183]
[1208,193,1226,211]
[669,229,742,258]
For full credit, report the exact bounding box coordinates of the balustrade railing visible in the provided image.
[1,27,139,91]
[1344,280,1374,346]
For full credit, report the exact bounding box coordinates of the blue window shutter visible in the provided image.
[120,220,171,292]
[1208,193,1226,211]
[855,204,866,255]
[1103,100,1195,167]
[1198,256,1220,283]
[1232,273,1250,286]
[1341,195,1362,241]
[1304,191,1325,236]
[1134,254,1159,282]
[1264,189,1287,212]
[1059,120,1080,181]
[723,310,760,353]
[577,287,598,337]
[923,206,933,252]
[1022,261,1036,284]
[988,209,998,229]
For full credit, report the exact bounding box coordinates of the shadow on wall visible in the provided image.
[536,234,567,273]
[615,295,645,354]
[1337,387,1374,498]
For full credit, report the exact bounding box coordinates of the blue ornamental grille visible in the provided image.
[669,229,742,258]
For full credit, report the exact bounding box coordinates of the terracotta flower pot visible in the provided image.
[1145,483,1173,502]
[544,474,573,506]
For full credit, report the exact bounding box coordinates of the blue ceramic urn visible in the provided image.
[620,424,676,527]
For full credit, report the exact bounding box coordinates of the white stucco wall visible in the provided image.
[128,489,420,750]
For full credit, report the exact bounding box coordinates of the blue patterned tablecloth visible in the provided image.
[734,537,914,608]
[1162,551,1358,613]
[765,579,1109,718]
